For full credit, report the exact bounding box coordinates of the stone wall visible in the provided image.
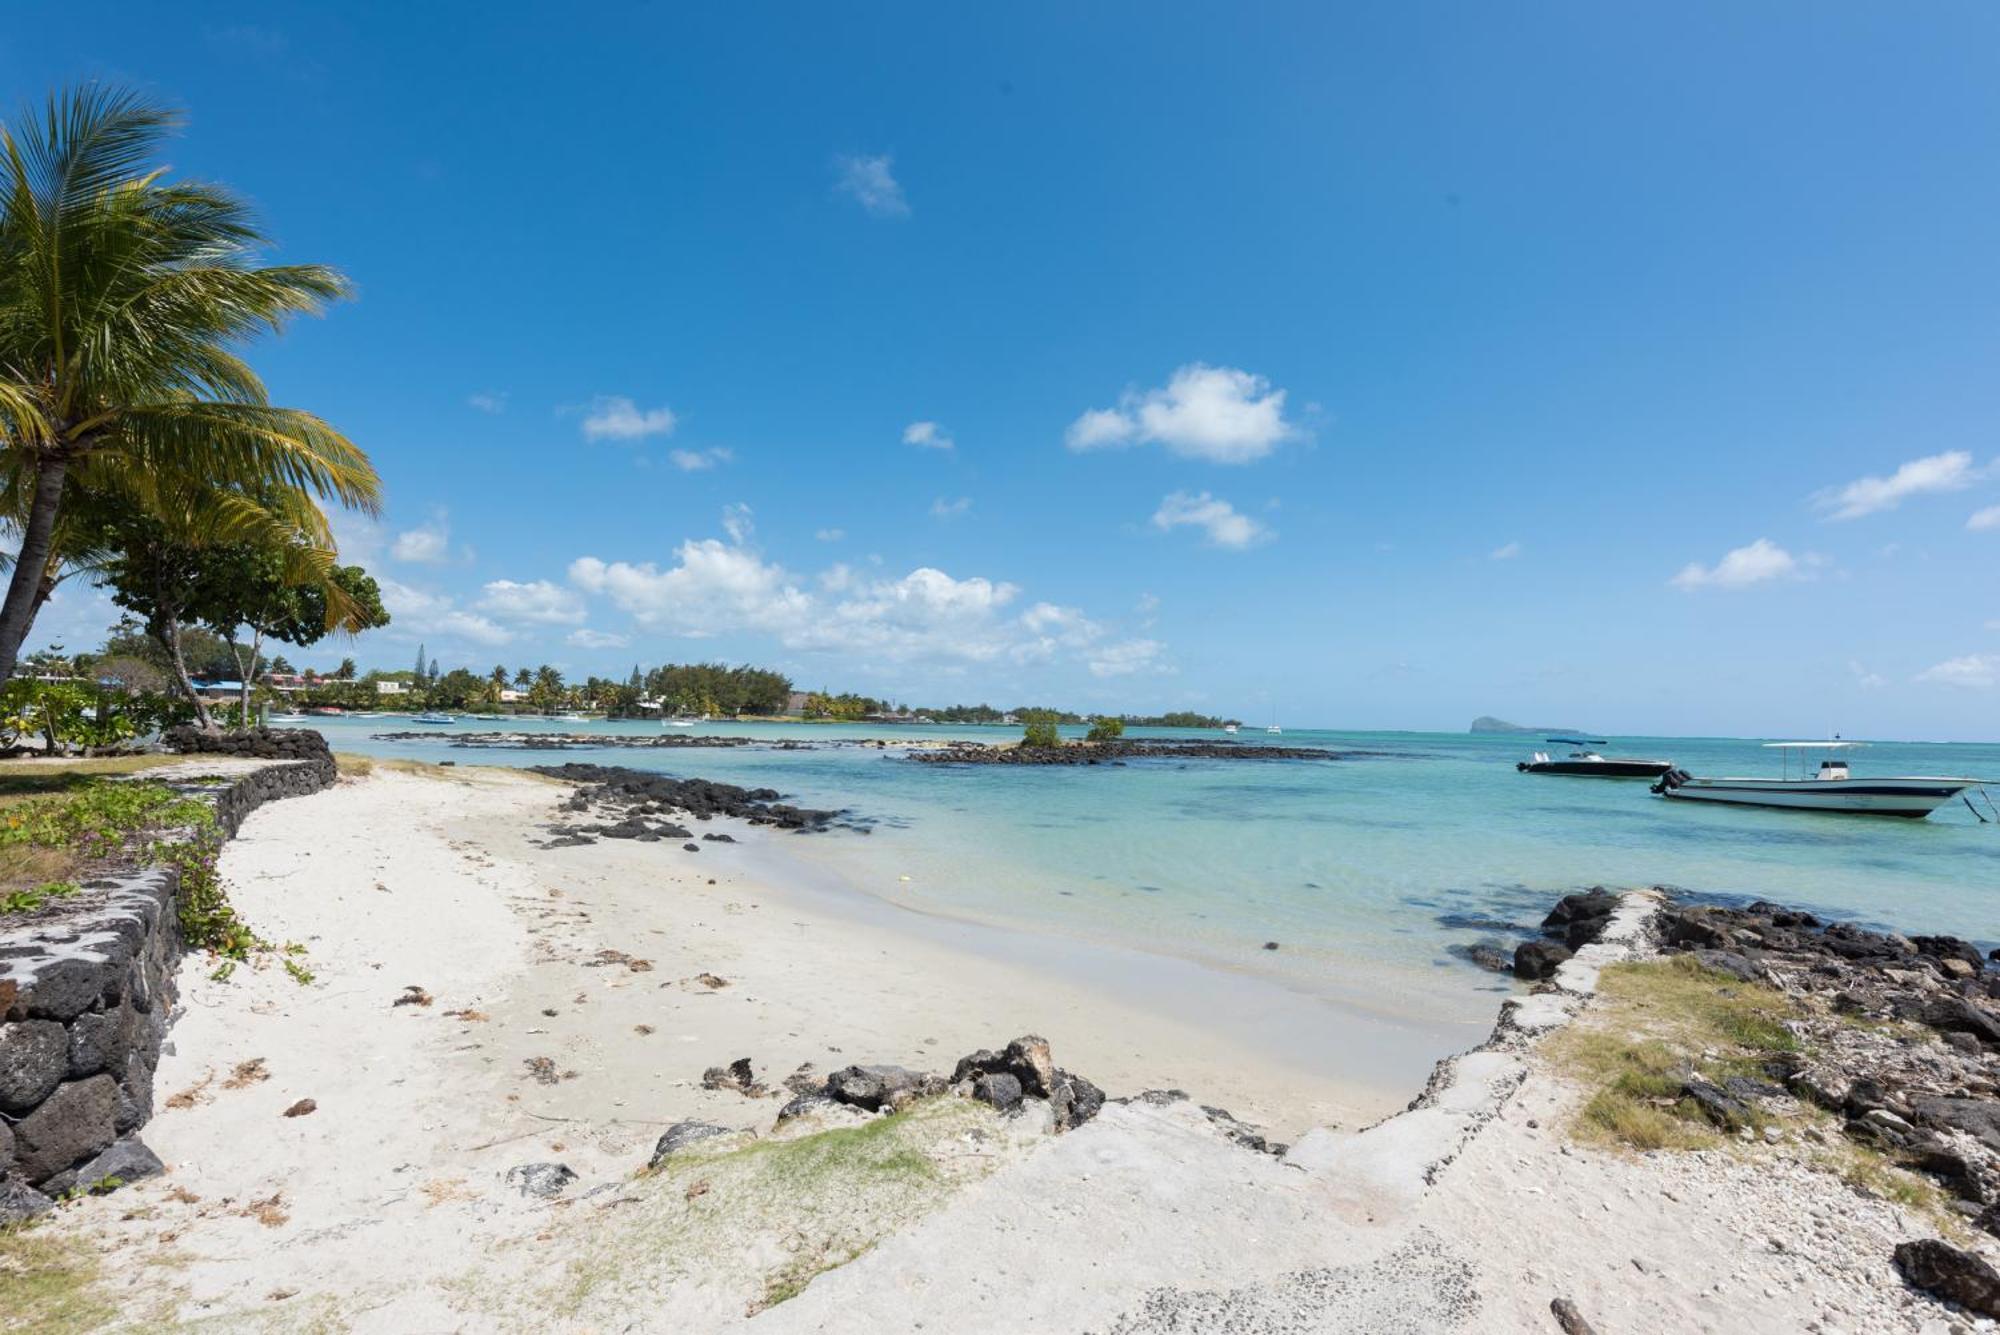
[0,741,336,1218]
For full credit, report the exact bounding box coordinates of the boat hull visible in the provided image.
[1518,758,1674,778]
[1655,776,1971,818]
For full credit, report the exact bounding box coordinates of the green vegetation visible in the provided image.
[0,1225,113,1334]
[541,1097,994,1322]
[1549,955,1799,1151]
[1020,719,1063,749]
[1086,717,1125,742]
[0,85,382,693]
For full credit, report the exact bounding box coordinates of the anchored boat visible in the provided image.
[1517,738,1675,779]
[1652,742,1989,819]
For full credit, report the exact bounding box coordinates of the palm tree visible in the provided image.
[0,85,382,686]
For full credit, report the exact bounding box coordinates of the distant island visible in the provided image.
[1469,716,1590,735]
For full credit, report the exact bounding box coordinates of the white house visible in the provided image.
[375,680,407,697]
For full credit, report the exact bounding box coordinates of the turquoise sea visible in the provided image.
[298,717,2000,1089]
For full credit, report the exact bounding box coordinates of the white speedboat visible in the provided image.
[1222,723,1238,735]
[1653,742,1984,819]
[664,718,697,728]
[412,712,456,725]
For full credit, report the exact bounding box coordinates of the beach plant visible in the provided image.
[1085,717,1124,742]
[0,84,383,689]
[1021,719,1062,749]
[1550,955,1801,1152]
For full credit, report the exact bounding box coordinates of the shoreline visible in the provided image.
[20,761,1997,1331]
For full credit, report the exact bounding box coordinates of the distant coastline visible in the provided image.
[1468,715,1588,735]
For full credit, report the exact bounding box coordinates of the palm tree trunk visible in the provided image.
[0,453,70,687]
[234,627,263,726]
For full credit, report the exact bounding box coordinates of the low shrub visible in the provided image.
[1020,720,1062,749]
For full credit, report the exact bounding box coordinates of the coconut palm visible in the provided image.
[0,84,382,685]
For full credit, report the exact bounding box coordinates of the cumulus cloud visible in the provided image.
[582,395,677,442]
[477,579,586,626]
[376,578,511,648]
[1915,654,2000,689]
[1150,491,1271,550]
[1669,538,1802,590]
[567,628,631,650]
[834,153,908,218]
[467,391,508,415]
[564,512,1165,675]
[1088,638,1166,678]
[930,496,972,520]
[668,446,733,472]
[1490,541,1522,561]
[1066,364,1300,464]
[903,421,953,451]
[1967,505,2000,532]
[1813,451,1981,520]
[391,517,454,565]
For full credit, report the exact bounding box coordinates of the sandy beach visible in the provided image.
[17,762,1991,1333]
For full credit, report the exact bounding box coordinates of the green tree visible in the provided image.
[193,544,389,722]
[1021,719,1063,749]
[1086,717,1125,742]
[337,657,356,681]
[0,86,382,687]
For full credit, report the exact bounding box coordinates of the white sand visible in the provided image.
[38,767,1978,1333]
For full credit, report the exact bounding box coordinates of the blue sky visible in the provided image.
[13,3,2000,738]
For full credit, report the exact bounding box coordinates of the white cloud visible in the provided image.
[931,496,972,520]
[376,579,512,648]
[722,503,755,545]
[467,391,508,415]
[1916,654,2000,689]
[1489,541,1522,561]
[834,153,909,218]
[582,395,677,442]
[1967,505,2000,532]
[1849,660,1887,689]
[815,528,845,542]
[1150,491,1271,550]
[566,516,1161,674]
[903,421,953,451]
[567,628,631,650]
[391,518,453,565]
[1066,364,1300,464]
[668,446,733,472]
[1813,451,1981,520]
[1088,639,1166,678]
[1669,538,1801,591]
[477,579,586,625]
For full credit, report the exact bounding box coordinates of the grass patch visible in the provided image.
[537,1097,996,1322]
[333,751,374,778]
[0,1225,113,1334]
[1549,955,1801,1152]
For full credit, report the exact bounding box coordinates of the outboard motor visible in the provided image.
[1651,768,1690,794]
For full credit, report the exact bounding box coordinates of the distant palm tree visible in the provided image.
[0,85,382,685]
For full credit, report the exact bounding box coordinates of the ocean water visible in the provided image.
[299,717,2000,1045]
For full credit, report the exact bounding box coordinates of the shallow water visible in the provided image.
[303,716,2000,1044]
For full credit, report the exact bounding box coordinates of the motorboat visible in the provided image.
[1518,739,1674,779]
[269,712,309,723]
[412,712,457,725]
[1222,724,1238,735]
[1652,742,1988,819]
[664,717,698,728]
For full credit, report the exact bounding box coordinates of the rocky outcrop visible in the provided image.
[949,1036,1105,1132]
[908,740,1355,766]
[529,763,846,833]
[1893,1239,2000,1317]
[0,747,336,1210]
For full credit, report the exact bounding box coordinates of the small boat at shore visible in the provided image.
[1222,723,1238,735]
[1653,742,1991,819]
[1518,739,1674,779]
[412,712,456,725]
[664,717,698,728]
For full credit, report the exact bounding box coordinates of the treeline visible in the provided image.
[913,704,1238,728]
